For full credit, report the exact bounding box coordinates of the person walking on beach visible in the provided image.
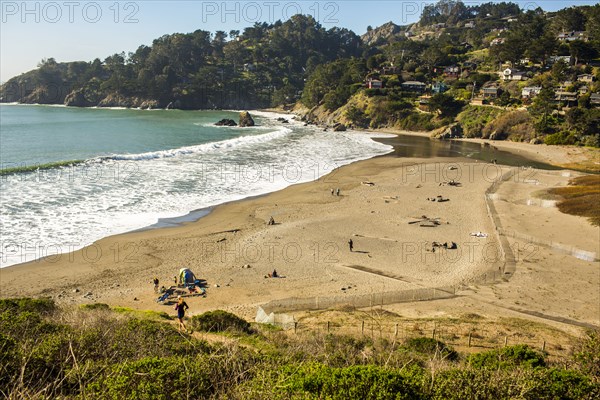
[348,239,353,252]
[175,295,190,332]
[336,188,340,196]
[330,188,334,195]
[153,277,159,293]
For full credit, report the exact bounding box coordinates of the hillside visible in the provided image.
[300,2,600,146]
[2,298,599,398]
[0,15,362,110]
[1,1,599,146]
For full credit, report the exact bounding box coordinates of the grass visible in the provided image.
[549,175,600,226]
[111,306,172,320]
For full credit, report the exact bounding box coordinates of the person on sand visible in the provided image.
[174,295,189,332]
[153,277,159,293]
[267,216,275,226]
[348,239,353,252]
[336,188,340,196]
[330,188,334,195]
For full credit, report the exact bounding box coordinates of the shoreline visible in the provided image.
[0,122,587,272]
[1,148,598,329]
[1,121,566,271]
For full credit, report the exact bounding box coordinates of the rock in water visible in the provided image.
[333,123,347,132]
[215,119,237,126]
[239,111,255,127]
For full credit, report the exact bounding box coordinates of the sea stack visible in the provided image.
[239,111,255,127]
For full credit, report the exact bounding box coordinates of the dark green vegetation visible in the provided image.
[1,1,599,145]
[549,175,600,225]
[1,298,599,399]
[0,15,361,110]
[0,160,85,176]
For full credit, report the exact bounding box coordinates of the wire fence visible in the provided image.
[275,318,572,359]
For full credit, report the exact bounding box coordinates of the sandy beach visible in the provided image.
[1,134,598,333]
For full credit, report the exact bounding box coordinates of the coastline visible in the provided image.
[1,138,598,330]
[1,107,598,331]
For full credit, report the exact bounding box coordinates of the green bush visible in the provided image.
[0,297,56,315]
[457,106,504,138]
[190,310,253,334]
[403,337,458,361]
[482,110,534,141]
[86,356,213,399]
[574,329,600,381]
[80,303,110,311]
[544,131,578,145]
[277,363,425,400]
[468,344,545,369]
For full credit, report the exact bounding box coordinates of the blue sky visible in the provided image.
[0,0,597,82]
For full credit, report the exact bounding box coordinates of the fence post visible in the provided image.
[468,332,472,348]
[542,340,546,352]
[327,321,330,333]
[294,321,298,334]
[394,323,398,339]
[361,321,365,335]
[504,336,508,347]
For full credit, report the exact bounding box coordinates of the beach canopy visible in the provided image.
[179,268,197,285]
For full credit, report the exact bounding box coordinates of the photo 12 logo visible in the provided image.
[201,1,339,24]
[1,1,140,24]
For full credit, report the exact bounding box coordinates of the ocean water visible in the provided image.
[0,105,393,267]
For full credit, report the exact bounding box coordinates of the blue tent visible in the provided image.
[178,268,196,285]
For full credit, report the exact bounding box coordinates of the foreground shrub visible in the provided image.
[0,297,56,315]
[403,337,458,361]
[467,344,545,369]
[190,310,253,334]
[86,356,213,399]
[431,366,599,400]
[574,329,600,381]
[274,363,425,400]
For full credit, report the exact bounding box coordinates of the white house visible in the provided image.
[503,68,527,81]
[577,74,595,83]
[522,86,542,98]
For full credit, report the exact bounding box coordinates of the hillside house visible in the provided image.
[522,86,542,98]
[401,81,427,93]
[465,21,476,28]
[555,91,578,103]
[548,55,573,66]
[503,68,527,81]
[444,66,460,79]
[577,74,595,83]
[590,93,600,106]
[366,78,383,89]
[557,31,588,42]
[579,86,590,95]
[432,81,448,94]
[381,66,400,75]
[490,38,505,46]
[482,86,500,99]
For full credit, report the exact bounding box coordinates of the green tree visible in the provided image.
[428,93,464,117]
[530,86,555,133]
